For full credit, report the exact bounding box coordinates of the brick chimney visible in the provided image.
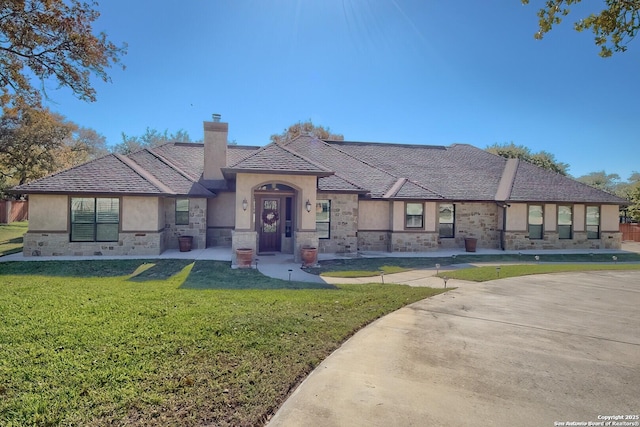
[203,114,228,181]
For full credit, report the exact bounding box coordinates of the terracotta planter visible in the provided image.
[301,246,318,267]
[178,236,193,252]
[236,248,253,268]
[464,237,477,253]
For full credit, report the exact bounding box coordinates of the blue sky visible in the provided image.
[42,1,640,180]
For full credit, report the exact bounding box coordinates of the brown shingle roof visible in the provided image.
[128,150,214,197]
[285,136,408,198]
[508,160,627,204]
[11,133,627,205]
[11,154,170,195]
[225,142,333,176]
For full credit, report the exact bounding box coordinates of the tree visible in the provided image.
[0,0,126,109]
[54,126,109,170]
[486,142,570,175]
[270,120,344,145]
[522,0,640,57]
[0,105,73,188]
[576,170,621,193]
[112,127,197,155]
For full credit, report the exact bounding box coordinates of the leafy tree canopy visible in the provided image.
[112,128,197,155]
[576,170,621,193]
[270,120,344,145]
[523,0,640,57]
[0,0,126,110]
[0,104,107,197]
[576,170,640,221]
[486,142,570,175]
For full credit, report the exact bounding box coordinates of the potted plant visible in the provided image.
[236,248,253,268]
[178,235,193,252]
[301,246,318,267]
[464,236,477,252]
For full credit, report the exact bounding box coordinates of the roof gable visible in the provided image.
[11,154,170,195]
[509,161,627,204]
[225,142,333,176]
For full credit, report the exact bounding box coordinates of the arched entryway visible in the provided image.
[254,183,297,254]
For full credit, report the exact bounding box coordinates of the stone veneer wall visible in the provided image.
[23,231,164,256]
[231,230,257,267]
[295,230,318,263]
[317,193,358,255]
[207,227,233,247]
[390,231,439,252]
[357,231,391,252]
[505,231,622,250]
[447,202,500,249]
[164,198,207,250]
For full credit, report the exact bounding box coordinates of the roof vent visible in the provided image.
[212,113,221,122]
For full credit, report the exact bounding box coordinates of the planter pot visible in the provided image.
[236,248,253,268]
[301,247,318,267]
[178,235,193,252]
[464,237,477,253]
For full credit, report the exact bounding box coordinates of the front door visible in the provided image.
[259,198,281,253]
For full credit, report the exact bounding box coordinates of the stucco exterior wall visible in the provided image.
[391,201,407,231]
[601,205,620,231]
[317,193,358,255]
[206,192,235,247]
[545,203,557,231]
[506,203,527,231]
[122,196,161,231]
[207,192,235,226]
[28,194,68,231]
[235,173,317,231]
[574,204,585,231]
[358,200,389,230]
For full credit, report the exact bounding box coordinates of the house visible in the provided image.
[11,116,627,264]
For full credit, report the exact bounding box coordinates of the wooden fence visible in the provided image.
[0,200,28,224]
[620,223,640,242]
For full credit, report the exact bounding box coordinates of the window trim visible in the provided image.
[586,205,600,239]
[175,198,190,225]
[438,203,455,238]
[528,204,544,240]
[70,197,120,242]
[557,205,573,240]
[405,202,424,229]
[316,200,331,239]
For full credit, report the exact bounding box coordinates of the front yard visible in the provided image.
[0,221,27,256]
[0,259,444,426]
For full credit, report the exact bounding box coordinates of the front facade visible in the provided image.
[12,117,626,263]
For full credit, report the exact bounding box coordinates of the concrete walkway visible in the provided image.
[268,271,640,427]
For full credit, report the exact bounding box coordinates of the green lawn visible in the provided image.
[0,259,445,426]
[0,221,27,256]
[309,252,640,277]
[437,263,640,282]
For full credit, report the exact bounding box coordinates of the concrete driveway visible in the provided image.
[269,271,640,427]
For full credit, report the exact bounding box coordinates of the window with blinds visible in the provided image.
[71,197,119,242]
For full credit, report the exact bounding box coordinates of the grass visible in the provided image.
[0,259,445,426]
[438,263,640,282]
[0,221,27,256]
[308,252,640,277]
[320,265,410,278]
